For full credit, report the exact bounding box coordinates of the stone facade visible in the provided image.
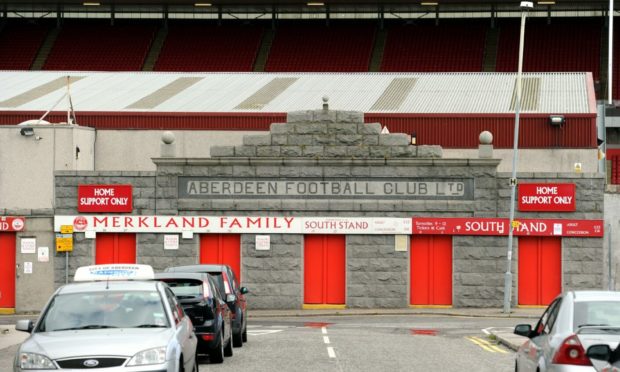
[51,108,605,309]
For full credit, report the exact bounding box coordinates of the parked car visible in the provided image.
[513,290,620,372]
[155,272,233,363]
[13,264,197,372]
[165,264,248,347]
[586,343,620,372]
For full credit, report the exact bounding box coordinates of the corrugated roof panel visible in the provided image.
[510,77,540,112]
[0,71,593,114]
[126,77,203,109]
[370,78,417,111]
[0,75,85,108]
[235,77,298,110]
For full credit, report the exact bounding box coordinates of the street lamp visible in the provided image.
[503,0,533,314]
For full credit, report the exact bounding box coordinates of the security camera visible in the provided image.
[520,1,534,9]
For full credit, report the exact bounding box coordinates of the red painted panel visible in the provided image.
[96,233,136,264]
[0,112,596,149]
[325,235,346,304]
[411,236,431,305]
[304,235,325,304]
[0,233,16,308]
[410,235,452,305]
[518,237,561,306]
[200,234,241,281]
[304,235,345,305]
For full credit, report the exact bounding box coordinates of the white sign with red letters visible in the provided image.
[54,215,413,235]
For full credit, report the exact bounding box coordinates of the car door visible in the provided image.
[165,287,197,370]
[519,298,562,371]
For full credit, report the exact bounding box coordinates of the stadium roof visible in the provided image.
[0,71,596,115]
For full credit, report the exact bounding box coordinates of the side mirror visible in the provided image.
[587,344,612,361]
[226,294,236,303]
[240,287,249,295]
[16,320,34,333]
[514,324,532,337]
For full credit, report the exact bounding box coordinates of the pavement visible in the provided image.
[0,306,538,352]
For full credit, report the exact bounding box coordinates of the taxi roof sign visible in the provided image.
[74,264,155,282]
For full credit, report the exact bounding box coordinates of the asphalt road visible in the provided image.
[1,314,528,372]
[205,314,525,372]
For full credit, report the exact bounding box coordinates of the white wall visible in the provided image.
[443,148,599,173]
[0,125,95,210]
[94,130,263,171]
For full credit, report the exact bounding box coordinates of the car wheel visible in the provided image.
[208,334,225,364]
[192,356,199,372]
[233,328,243,348]
[242,323,248,343]
[224,334,234,357]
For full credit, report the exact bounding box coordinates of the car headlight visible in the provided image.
[127,347,167,366]
[18,352,56,370]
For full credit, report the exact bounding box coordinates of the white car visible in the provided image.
[514,291,620,372]
[13,264,198,372]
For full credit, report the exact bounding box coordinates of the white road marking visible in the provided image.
[322,327,327,334]
[248,329,284,336]
[327,347,336,358]
[323,336,330,344]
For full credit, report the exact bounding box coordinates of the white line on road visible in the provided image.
[322,327,327,334]
[323,336,330,344]
[327,347,336,358]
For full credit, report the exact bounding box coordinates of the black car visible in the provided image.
[154,272,233,363]
[165,265,249,347]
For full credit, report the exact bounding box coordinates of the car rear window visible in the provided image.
[163,279,208,298]
[574,301,620,330]
[207,272,230,294]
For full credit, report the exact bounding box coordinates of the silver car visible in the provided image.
[13,265,198,372]
[514,290,620,372]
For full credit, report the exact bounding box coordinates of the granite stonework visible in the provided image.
[53,109,605,309]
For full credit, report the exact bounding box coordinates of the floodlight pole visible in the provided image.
[609,0,614,105]
[503,3,530,314]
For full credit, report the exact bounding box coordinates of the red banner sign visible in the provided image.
[0,217,25,232]
[412,217,603,237]
[518,183,576,212]
[78,185,133,213]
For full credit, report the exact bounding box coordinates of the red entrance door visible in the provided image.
[95,234,136,264]
[200,234,241,281]
[518,236,561,306]
[410,235,452,306]
[304,235,345,305]
[0,233,16,310]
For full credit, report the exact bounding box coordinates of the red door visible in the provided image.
[95,234,136,264]
[410,235,452,306]
[200,234,241,281]
[518,236,561,306]
[304,235,346,305]
[0,233,16,310]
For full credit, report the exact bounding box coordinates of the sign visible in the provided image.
[38,247,49,262]
[23,262,32,274]
[0,217,25,232]
[164,235,179,250]
[178,177,474,200]
[412,217,604,238]
[20,238,36,254]
[518,183,576,212]
[56,234,73,252]
[255,235,270,251]
[78,185,133,213]
[60,225,74,234]
[54,215,413,235]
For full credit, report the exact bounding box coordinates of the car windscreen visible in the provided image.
[37,290,170,332]
[162,279,207,298]
[574,300,620,332]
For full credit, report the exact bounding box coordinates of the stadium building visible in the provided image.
[0,0,616,313]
